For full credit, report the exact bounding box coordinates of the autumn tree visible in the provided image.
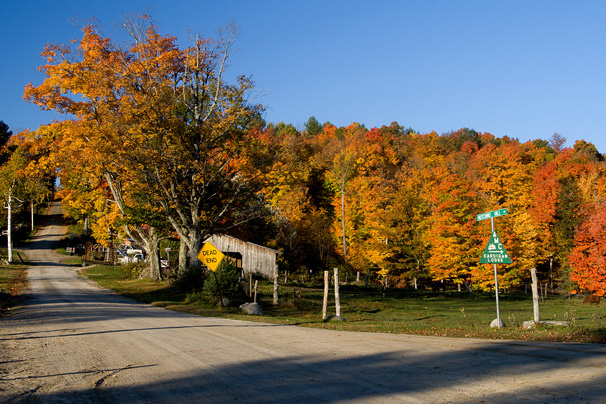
[255,121,335,276]
[549,146,606,289]
[257,123,316,276]
[341,125,406,283]
[0,146,52,262]
[425,157,482,287]
[549,132,566,153]
[318,123,366,267]
[24,16,264,277]
[470,140,538,289]
[569,199,606,296]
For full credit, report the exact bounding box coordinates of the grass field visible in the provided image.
[79,264,606,343]
[0,248,29,312]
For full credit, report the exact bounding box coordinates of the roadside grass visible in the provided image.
[0,248,29,313]
[80,265,606,343]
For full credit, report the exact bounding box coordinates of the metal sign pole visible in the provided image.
[213,270,225,307]
[478,208,509,329]
[198,241,226,307]
[491,217,501,328]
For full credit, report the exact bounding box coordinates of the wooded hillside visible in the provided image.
[9,16,606,296]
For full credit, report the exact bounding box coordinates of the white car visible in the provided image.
[119,252,145,265]
[125,245,144,255]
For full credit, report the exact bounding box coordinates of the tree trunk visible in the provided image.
[133,226,161,281]
[30,200,34,232]
[178,238,188,276]
[121,226,162,281]
[7,187,13,264]
[273,275,279,306]
[334,268,341,318]
[549,257,554,292]
[322,270,329,320]
[178,228,205,273]
[186,240,203,272]
[341,181,347,263]
[105,172,162,280]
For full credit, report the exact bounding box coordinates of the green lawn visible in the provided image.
[80,265,606,343]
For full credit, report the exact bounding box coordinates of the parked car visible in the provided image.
[125,245,144,255]
[118,252,145,265]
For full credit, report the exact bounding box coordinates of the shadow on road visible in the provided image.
[8,342,606,403]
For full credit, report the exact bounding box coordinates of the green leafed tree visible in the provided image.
[0,146,52,262]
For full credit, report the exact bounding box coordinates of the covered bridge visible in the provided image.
[205,235,279,279]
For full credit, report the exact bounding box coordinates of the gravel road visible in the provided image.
[1,201,606,403]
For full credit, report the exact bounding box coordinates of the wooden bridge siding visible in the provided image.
[207,235,277,279]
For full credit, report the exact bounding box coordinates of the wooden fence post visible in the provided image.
[322,270,329,320]
[334,268,341,318]
[273,263,279,306]
[531,268,540,323]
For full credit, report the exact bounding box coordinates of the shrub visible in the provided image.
[202,260,246,305]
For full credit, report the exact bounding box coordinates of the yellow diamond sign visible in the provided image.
[198,241,225,272]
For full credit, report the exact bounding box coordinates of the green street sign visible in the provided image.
[479,230,512,264]
[477,208,508,222]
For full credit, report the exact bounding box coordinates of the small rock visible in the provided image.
[490,318,506,328]
[239,302,263,315]
[216,298,231,307]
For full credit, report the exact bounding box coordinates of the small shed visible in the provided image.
[205,235,279,279]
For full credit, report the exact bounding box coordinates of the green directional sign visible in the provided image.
[479,230,512,264]
[477,208,508,222]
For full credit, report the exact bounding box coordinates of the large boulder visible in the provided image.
[523,320,571,329]
[240,302,263,316]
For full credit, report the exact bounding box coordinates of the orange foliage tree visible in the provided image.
[426,159,483,286]
[23,16,264,277]
[569,200,606,296]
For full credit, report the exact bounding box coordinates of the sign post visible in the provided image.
[198,241,226,306]
[477,209,511,328]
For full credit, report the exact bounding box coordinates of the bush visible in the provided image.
[178,266,207,290]
[184,290,205,304]
[123,263,143,279]
[202,261,246,305]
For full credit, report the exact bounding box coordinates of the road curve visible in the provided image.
[1,201,606,403]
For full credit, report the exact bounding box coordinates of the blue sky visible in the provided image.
[2,0,605,153]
